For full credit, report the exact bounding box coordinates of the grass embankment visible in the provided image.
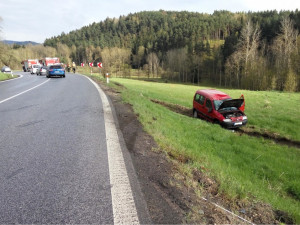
[87,74,300,222]
[0,72,16,81]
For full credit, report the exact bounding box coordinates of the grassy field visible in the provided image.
[0,72,15,81]
[87,74,300,222]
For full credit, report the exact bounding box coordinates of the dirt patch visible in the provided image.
[91,78,287,224]
[191,169,291,224]
[151,99,300,149]
[237,127,300,149]
[151,99,192,117]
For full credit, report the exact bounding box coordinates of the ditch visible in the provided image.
[150,99,300,149]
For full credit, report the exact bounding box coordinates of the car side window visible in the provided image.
[206,99,212,111]
[194,94,200,102]
[199,95,205,105]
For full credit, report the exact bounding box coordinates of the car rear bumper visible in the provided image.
[48,72,65,77]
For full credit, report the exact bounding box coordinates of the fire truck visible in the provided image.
[22,59,39,72]
[40,57,60,66]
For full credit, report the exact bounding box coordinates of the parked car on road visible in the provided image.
[1,66,12,74]
[193,89,247,128]
[37,66,47,76]
[46,64,65,78]
[30,64,41,74]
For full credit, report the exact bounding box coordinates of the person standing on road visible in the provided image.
[72,62,77,73]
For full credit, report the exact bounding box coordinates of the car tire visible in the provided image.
[213,119,220,125]
[193,109,198,118]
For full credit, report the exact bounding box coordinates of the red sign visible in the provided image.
[89,62,93,67]
[81,63,84,67]
[97,62,103,68]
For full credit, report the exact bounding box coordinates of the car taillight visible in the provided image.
[50,69,53,71]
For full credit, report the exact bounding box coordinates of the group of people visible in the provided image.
[66,62,77,73]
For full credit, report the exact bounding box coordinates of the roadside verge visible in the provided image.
[83,75,152,224]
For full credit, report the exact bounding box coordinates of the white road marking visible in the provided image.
[84,76,140,224]
[0,78,50,105]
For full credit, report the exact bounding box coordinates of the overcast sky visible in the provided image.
[0,0,299,43]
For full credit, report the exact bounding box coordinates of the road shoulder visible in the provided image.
[91,78,281,224]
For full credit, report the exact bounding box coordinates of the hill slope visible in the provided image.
[2,40,40,46]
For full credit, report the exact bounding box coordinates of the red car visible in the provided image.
[193,89,247,128]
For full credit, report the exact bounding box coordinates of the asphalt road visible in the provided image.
[0,72,146,223]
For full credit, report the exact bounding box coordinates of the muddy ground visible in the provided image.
[94,79,292,224]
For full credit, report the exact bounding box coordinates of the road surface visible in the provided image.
[0,72,149,224]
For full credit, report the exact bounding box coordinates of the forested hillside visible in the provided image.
[5,10,300,91]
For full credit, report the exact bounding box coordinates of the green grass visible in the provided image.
[111,78,300,142]
[0,72,15,81]
[87,74,300,223]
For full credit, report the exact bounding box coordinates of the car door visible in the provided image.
[239,94,245,112]
[203,98,214,121]
[194,94,206,118]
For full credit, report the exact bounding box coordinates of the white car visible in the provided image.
[1,66,12,74]
[30,65,41,74]
[37,66,48,76]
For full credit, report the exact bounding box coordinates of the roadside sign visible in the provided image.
[81,63,85,67]
[97,62,103,68]
[89,62,93,67]
[106,73,109,83]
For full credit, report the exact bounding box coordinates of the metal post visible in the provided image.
[106,73,109,83]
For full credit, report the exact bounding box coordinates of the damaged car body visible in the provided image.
[193,89,247,128]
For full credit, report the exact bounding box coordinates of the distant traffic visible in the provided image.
[21,57,68,78]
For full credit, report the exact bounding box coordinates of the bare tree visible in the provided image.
[101,47,131,77]
[133,46,145,75]
[272,16,299,91]
[101,47,113,75]
[225,51,242,88]
[56,42,70,63]
[225,20,261,89]
[146,52,159,78]
[165,48,188,82]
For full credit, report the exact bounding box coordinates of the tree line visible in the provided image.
[2,10,300,91]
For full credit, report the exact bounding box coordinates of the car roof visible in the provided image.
[195,89,231,100]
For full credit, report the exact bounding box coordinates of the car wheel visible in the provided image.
[193,109,198,118]
[213,119,220,125]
